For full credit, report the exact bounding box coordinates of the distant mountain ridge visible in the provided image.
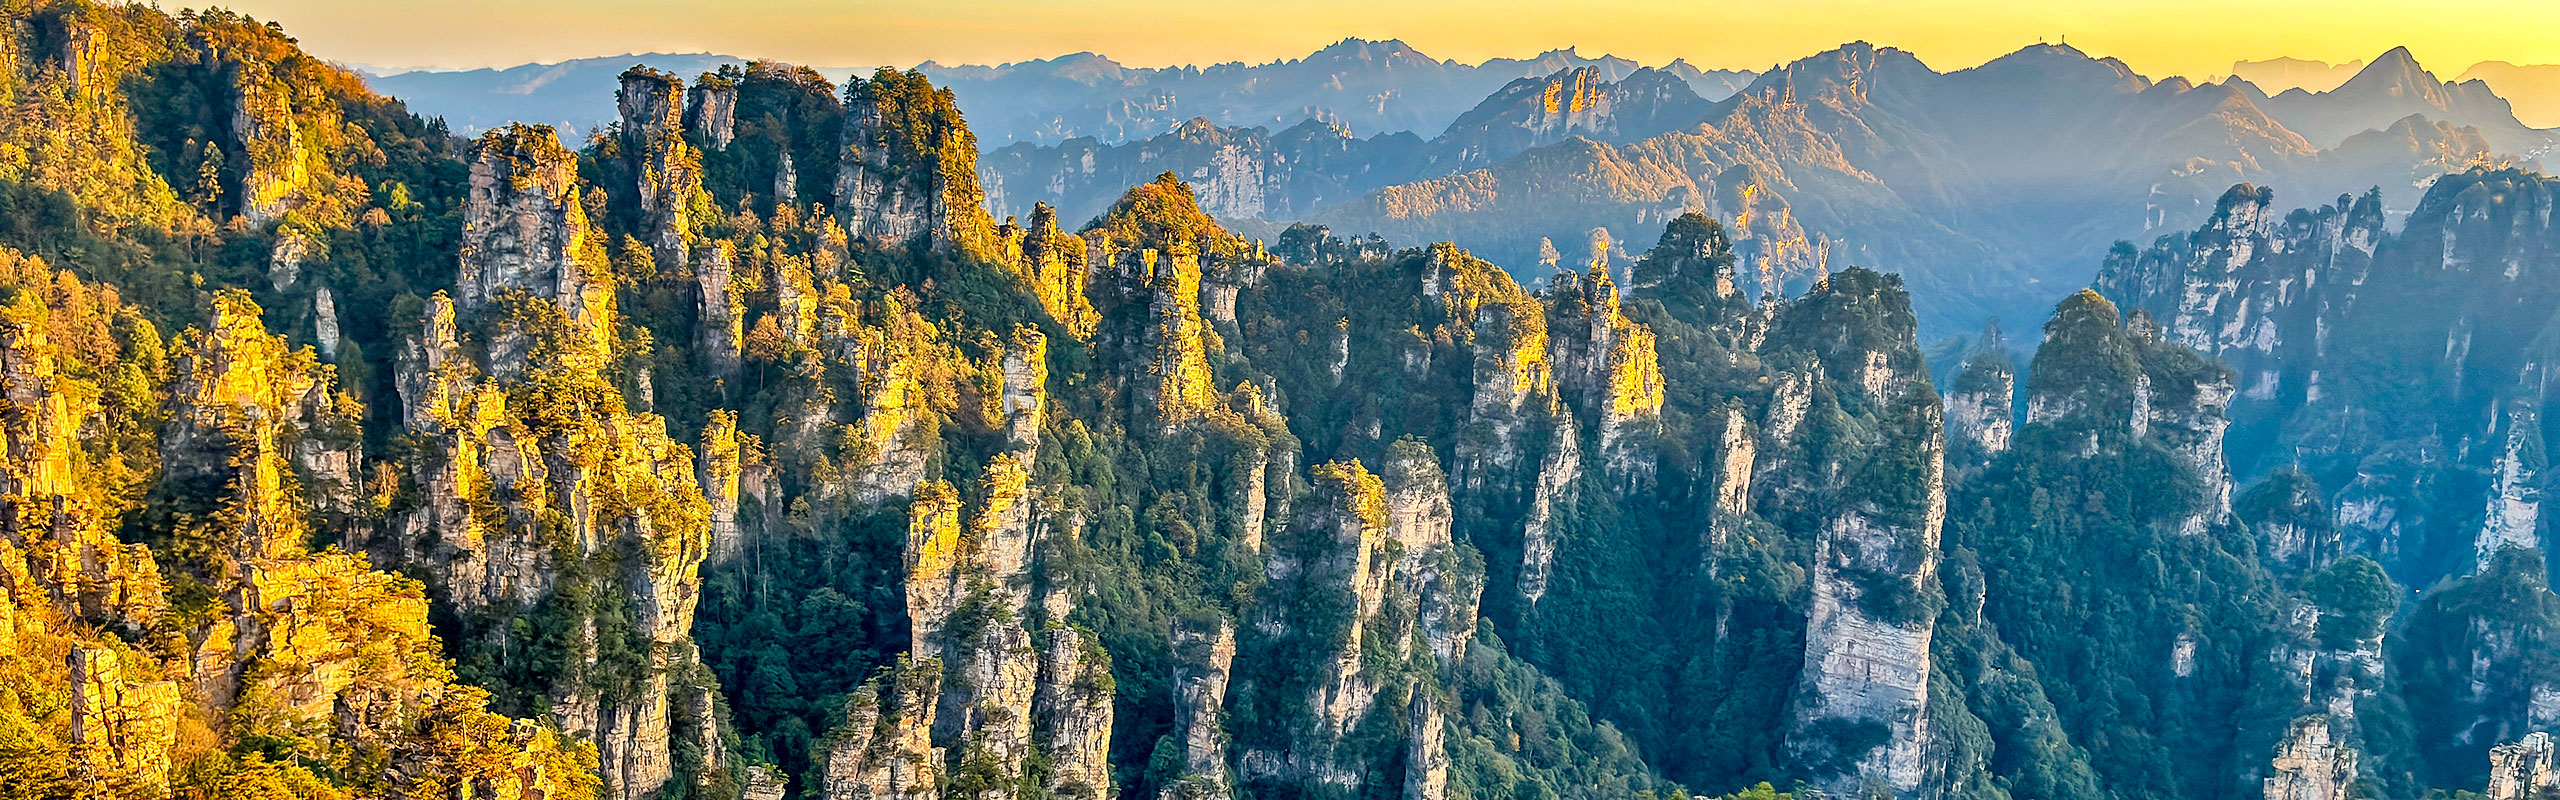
[362,52,854,137]
[1301,42,2553,331]
[977,64,1737,228]
[2231,56,2365,92]
[921,38,1758,146]
[2247,46,2544,151]
[2461,61,2560,128]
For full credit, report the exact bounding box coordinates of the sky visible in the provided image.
[216,0,2560,79]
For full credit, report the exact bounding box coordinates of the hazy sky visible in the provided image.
[218,0,2560,78]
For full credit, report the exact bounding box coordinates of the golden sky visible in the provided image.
[219,0,2560,78]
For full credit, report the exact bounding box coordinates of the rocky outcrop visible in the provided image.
[742,765,789,800]
[1405,692,1451,800]
[1547,267,1663,489]
[2029,291,2238,535]
[1081,175,1259,427]
[859,324,1113,800]
[1453,284,1553,492]
[620,66,706,269]
[816,659,946,800]
[689,71,739,151]
[837,69,997,257]
[205,19,370,231]
[1244,461,1395,789]
[2476,405,2544,570]
[0,255,598,800]
[394,126,729,798]
[2092,173,2560,582]
[1790,498,1945,798]
[2243,468,2344,574]
[1945,320,2015,475]
[697,239,742,381]
[456,124,616,353]
[1516,413,1580,608]
[66,648,180,794]
[2490,732,2560,800]
[1162,616,1238,800]
[1241,447,1476,795]
[1035,628,1117,800]
[1767,268,1947,800]
[2263,716,2357,800]
[1001,204,1100,337]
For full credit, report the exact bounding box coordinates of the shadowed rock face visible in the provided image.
[2100,170,2560,586]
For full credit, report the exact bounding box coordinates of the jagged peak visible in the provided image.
[1628,211,1737,293]
[2034,290,2139,368]
[1081,171,1253,260]
[1278,116,1358,141]
[1955,41,2151,95]
[2211,182,2279,219]
[2331,45,2440,97]
[1172,116,1229,139]
[1969,317,2009,359]
[2371,45,2423,72]
[1305,37,1436,67]
[1736,41,1935,102]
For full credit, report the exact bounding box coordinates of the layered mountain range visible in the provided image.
[7,4,2560,800]
[920,40,1757,148]
[1002,42,2552,332]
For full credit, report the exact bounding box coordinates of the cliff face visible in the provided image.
[1753,268,1948,799]
[1235,447,1477,797]
[390,123,728,800]
[836,68,998,257]
[1078,173,1273,427]
[194,14,373,231]
[0,250,598,799]
[2093,173,2560,785]
[455,125,616,352]
[2489,732,2559,800]
[1546,266,1665,491]
[2096,171,2560,585]
[619,66,706,270]
[1430,66,1712,172]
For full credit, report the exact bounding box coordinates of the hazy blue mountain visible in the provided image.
[924,38,1755,146]
[2460,60,2560,127]
[977,65,1738,231]
[1301,42,2542,333]
[2251,47,2553,152]
[362,52,847,137]
[2231,55,2364,92]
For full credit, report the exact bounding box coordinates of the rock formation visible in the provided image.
[2263,716,2357,800]
[815,659,946,800]
[837,68,997,256]
[1944,320,2015,476]
[2491,732,2560,800]
[393,124,727,800]
[1161,616,1238,800]
[619,66,707,269]
[0,250,598,799]
[455,124,616,353]
[1236,444,1476,797]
